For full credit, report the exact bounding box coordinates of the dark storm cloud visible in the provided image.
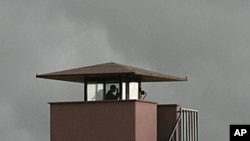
[1,0,250,141]
[0,1,121,141]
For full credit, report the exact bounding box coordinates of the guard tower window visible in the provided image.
[121,82,140,100]
[85,81,140,101]
[105,83,120,100]
[87,83,104,101]
[86,82,122,101]
[129,82,139,100]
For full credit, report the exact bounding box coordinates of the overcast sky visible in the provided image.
[1,0,250,141]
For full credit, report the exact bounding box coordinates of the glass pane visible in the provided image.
[87,84,104,101]
[105,83,120,100]
[129,82,138,100]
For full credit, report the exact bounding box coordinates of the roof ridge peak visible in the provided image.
[112,62,142,73]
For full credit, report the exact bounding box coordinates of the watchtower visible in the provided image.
[37,62,198,141]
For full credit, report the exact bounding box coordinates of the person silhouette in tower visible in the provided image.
[105,85,120,100]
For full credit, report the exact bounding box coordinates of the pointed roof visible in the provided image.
[36,62,187,83]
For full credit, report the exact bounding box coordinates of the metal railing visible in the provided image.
[168,108,199,141]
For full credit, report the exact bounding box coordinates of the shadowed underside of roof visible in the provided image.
[36,62,187,83]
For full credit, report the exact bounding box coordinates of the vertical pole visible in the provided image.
[196,112,198,141]
[181,109,185,141]
[103,83,106,100]
[185,111,188,141]
[84,80,87,101]
[180,108,183,141]
[195,112,197,141]
[191,112,194,141]
[138,82,141,99]
[189,111,191,141]
[95,84,98,101]
[126,81,129,100]
[119,80,123,100]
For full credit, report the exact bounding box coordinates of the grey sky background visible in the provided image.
[1,0,250,141]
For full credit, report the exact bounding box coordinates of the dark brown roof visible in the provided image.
[36,62,187,83]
